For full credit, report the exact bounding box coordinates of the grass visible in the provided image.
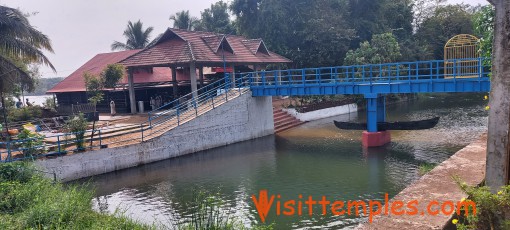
[418,163,437,176]
[0,162,151,230]
[0,162,274,230]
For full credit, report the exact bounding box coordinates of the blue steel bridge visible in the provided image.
[234,58,490,145]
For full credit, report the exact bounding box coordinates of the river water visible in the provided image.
[82,93,488,229]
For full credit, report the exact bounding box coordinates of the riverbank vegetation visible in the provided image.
[454,182,510,229]
[418,163,437,176]
[0,162,273,230]
[0,162,151,229]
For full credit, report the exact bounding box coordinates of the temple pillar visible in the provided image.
[190,62,198,100]
[128,68,137,114]
[171,67,178,99]
[199,66,204,88]
[231,65,236,86]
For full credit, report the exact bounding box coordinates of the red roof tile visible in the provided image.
[119,28,292,67]
[47,50,176,93]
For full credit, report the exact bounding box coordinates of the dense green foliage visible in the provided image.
[473,5,494,67]
[227,0,482,67]
[414,4,475,60]
[16,128,44,158]
[84,64,124,105]
[0,162,151,229]
[84,72,104,105]
[456,182,510,229]
[7,106,42,122]
[197,1,235,34]
[344,33,402,65]
[111,20,154,51]
[65,113,88,149]
[102,64,125,89]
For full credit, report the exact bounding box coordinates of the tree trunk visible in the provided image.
[486,0,510,192]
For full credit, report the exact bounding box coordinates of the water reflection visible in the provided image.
[81,93,487,229]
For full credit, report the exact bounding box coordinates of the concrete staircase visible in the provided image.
[273,109,304,133]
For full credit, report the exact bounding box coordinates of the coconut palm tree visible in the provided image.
[170,10,200,30]
[0,5,55,134]
[111,20,154,51]
[0,5,55,89]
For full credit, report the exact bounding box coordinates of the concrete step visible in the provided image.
[273,110,287,117]
[274,116,297,125]
[274,112,292,120]
[275,121,304,133]
[275,118,301,130]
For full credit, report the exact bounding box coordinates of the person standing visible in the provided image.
[110,100,116,116]
[25,98,32,107]
[150,97,156,111]
[15,98,22,108]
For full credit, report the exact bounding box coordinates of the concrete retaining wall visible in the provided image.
[283,103,357,121]
[357,134,487,229]
[36,93,274,182]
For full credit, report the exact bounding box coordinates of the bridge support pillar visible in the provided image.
[363,94,390,147]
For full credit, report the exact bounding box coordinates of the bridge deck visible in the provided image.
[245,58,491,96]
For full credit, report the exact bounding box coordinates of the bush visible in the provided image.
[0,162,151,229]
[418,163,436,176]
[454,182,510,229]
[7,106,43,122]
[65,113,88,150]
[16,128,45,158]
[43,97,56,110]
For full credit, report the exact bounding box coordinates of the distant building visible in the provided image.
[48,28,291,113]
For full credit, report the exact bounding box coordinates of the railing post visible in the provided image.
[177,107,180,126]
[148,112,152,127]
[57,136,61,154]
[301,69,305,85]
[7,142,11,162]
[478,57,482,78]
[453,59,457,79]
[194,95,198,116]
[98,130,102,147]
[396,65,400,81]
[140,124,144,142]
[315,68,320,84]
[212,93,215,108]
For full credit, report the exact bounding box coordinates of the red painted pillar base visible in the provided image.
[362,131,391,147]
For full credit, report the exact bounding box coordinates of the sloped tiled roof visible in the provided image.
[242,39,263,55]
[119,28,291,67]
[47,50,176,93]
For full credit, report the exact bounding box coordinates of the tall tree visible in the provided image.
[199,1,235,34]
[473,5,494,63]
[111,20,154,51]
[230,0,261,37]
[347,0,413,49]
[486,0,510,192]
[0,6,54,88]
[0,5,54,131]
[231,0,355,68]
[170,10,199,31]
[414,4,474,60]
[344,33,402,65]
[412,0,447,31]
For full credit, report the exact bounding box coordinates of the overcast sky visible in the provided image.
[0,0,489,78]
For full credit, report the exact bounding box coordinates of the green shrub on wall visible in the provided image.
[7,106,42,122]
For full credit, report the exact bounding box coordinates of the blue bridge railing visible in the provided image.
[248,58,491,96]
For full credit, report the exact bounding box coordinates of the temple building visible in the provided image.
[48,28,291,113]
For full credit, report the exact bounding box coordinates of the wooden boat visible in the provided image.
[334,117,440,131]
